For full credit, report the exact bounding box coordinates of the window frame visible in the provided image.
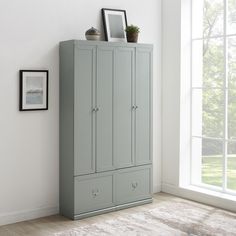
[190,0,236,195]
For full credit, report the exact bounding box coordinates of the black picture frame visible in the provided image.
[102,8,128,42]
[19,70,49,111]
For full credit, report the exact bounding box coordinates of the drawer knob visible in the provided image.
[92,189,100,198]
[131,182,138,190]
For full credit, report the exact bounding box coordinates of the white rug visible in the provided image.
[55,198,236,236]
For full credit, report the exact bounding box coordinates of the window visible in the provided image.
[191,0,236,194]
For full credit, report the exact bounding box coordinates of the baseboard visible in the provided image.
[162,183,236,212]
[153,184,161,193]
[0,206,59,226]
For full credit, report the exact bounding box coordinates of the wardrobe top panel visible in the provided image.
[60,40,153,49]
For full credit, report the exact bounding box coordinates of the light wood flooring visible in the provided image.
[0,193,222,236]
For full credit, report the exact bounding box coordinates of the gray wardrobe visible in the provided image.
[59,40,153,220]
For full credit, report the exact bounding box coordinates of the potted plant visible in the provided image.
[125,25,140,43]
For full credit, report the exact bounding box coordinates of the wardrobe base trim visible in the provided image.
[73,198,153,220]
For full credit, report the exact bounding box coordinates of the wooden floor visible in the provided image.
[0,193,204,236]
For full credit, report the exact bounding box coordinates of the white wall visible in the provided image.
[162,0,181,187]
[0,0,161,225]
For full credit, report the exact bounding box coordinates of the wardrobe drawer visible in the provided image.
[114,167,152,205]
[74,175,114,215]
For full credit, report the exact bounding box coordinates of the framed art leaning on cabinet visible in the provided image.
[102,8,128,42]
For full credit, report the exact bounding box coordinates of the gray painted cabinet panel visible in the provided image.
[114,48,134,168]
[74,174,113,214]
[135,48,152,165]
[96,47,114,171]
[74,46,96,176]
[59,40,153,220]
[59,41,75,219]
[114,167,152,205]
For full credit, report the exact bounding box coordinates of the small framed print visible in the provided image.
[19,70,48,111]
[102,8,128,42]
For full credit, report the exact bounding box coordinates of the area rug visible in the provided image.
[55,198,236,236]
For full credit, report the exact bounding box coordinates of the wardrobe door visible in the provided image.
[96,46,114,172]
[114,47,135,168]
[74,45,96,176]
[135,47,152,165]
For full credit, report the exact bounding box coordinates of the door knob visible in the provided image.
[92,108,99,112]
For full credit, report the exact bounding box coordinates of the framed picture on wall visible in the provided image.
[19,70,48,111]
[102,8,128,42]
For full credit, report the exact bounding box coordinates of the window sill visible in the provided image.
[184,185,236,202]
[162,183,236,212]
